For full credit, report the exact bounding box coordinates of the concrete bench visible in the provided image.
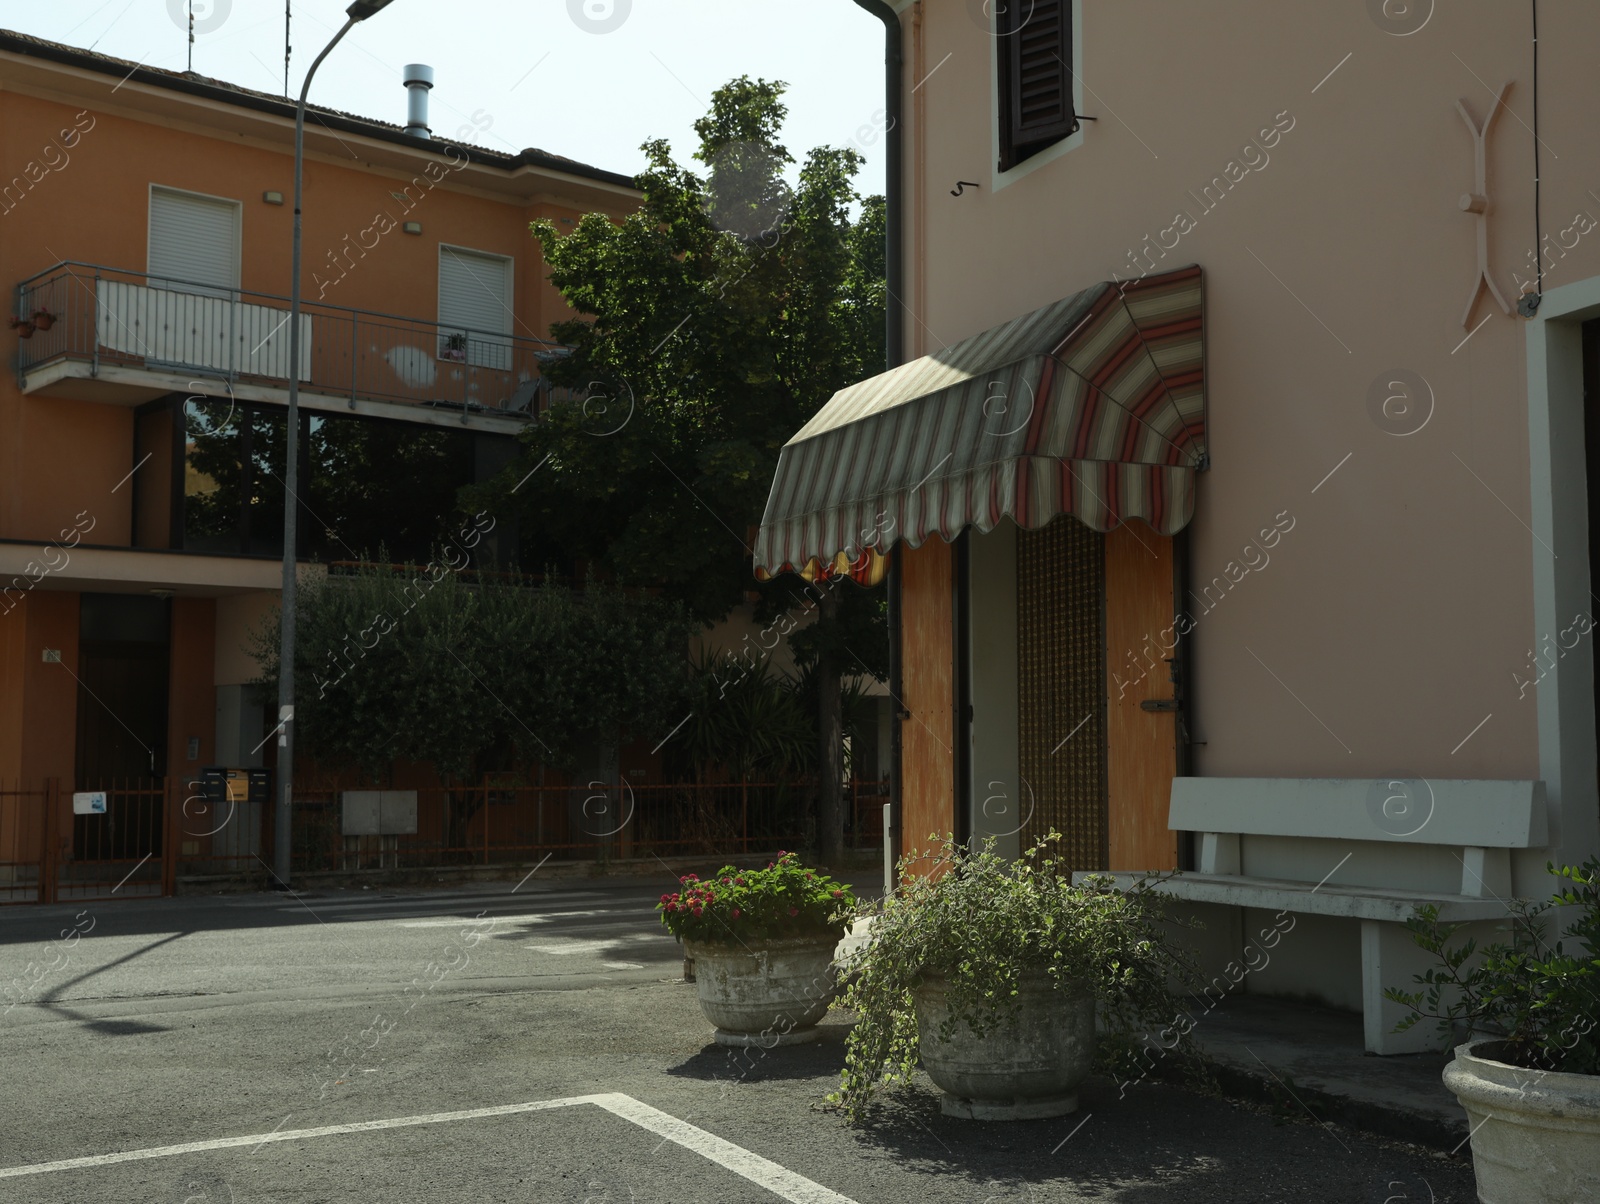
[1092,777,1547,1054]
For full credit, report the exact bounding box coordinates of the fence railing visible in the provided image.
[14,261,576,420]
[287,778,889,875]
[0,776,889,902]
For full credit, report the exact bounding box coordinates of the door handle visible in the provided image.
[1139,699,1180,713]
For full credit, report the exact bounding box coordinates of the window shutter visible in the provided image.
[149,188,239,294]
[438,246,514,370]
[997,0,1075,172]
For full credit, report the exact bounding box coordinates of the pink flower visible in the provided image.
[831,889,843,898]
[722,877,732,885]
[692,906,703,916]
[787,907,799,917]
[731,908,741,919]
[735,877,746,886]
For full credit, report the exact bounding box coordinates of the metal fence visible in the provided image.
[15,261,575,419]
[287,779,889,874]
[0,776,889,902]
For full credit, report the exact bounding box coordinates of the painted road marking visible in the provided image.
[0,1093,860,1203]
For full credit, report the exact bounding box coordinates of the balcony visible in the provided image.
[13,262,570,434]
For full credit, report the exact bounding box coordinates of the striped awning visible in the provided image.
[754,266,1206,582]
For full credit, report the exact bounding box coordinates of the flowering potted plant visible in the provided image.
[831,834,1200,1121]
[30,307,55,332]
[9,315,35,339]
[440,331,468,362]
[658,851,855,1047]
[1386,860,1600,1204]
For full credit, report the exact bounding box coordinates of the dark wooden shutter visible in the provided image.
[997,0,1076,172]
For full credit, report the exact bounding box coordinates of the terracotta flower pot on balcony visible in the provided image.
[31,310,55,331]
[9,317,35,339]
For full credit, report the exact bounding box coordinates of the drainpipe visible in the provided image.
[853,0,904,372]
[853,0,905,884]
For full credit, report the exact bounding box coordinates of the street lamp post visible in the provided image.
[275,0,398,889]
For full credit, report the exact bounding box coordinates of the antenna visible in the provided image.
[285,1,292,97]
[187,2,195,73]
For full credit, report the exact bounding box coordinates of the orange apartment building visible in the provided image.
[0,30,640,884]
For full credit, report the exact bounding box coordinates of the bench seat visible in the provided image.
[1088,777,1549,1055]
[1084,871,1509,924]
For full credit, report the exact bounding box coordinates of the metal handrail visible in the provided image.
[14,261,570,418]
[15,259,565,348]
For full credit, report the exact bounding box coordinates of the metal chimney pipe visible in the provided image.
[403,63,433,138]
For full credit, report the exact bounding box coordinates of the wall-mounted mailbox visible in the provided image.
[341,790,419,836]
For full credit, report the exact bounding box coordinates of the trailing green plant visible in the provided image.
[829,833,1201,1119]
[1385,859,1600,1074]
[656,851,854,944]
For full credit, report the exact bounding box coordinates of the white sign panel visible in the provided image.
[73,791,107,815]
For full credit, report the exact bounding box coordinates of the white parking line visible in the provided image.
[0,1093,860,1203]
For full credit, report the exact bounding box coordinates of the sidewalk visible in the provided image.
[1181,995,1469,1150]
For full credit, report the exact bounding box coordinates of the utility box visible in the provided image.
[341,790,419,836]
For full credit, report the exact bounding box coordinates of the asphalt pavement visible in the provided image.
[0,878,1476,1203]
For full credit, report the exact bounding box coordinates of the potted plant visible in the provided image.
[831,834,1200,1121]
[440,332,468,362]
[658,851,855,1047]
[30,307,55,331]
[9,315,35,339]
[1386,859,1600,1204]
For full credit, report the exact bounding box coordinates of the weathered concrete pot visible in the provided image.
[1443,1038,1600,1203]
[684,935,839,1048]
[913,973,1095,1120]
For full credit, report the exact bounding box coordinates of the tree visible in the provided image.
[251,562,695,851]
[476,77,888,866]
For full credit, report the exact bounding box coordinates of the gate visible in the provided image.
[62,780,171,901]
[2,779,176,905]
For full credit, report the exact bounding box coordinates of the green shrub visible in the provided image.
[830,833,1200,1119]
[1386,859,1600,1073]
[657,852,854,944]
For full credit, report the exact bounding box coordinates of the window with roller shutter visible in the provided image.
[996,0,1077,172]
[148,186,240,295]
[438,244,514,371]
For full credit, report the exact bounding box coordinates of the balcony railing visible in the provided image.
[14,261,572,420]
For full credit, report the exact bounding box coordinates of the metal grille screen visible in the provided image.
[1017,517,1107,869]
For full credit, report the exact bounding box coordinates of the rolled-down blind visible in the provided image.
[439,246,513,369]
[149,187,239,293]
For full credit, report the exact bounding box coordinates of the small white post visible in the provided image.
[882,802,893,899]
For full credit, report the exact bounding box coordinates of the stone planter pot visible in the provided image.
[913,972,1095,1120]
[684,935,839,1048]
[1443,1038,1600,1203]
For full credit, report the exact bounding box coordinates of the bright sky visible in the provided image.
[11,0,887,195]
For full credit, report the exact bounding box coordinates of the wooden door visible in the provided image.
[899,538,955,872]
[1103,524,1179,870]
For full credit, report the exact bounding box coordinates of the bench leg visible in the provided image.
[1360,920,1447,1055]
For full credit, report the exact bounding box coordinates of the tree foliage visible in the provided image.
[251,562,695,783]
[478,76,886,633]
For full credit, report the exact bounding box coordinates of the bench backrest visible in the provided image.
[1168,777,1547,848]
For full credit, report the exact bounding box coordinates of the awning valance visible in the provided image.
[754,266,1205,582]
